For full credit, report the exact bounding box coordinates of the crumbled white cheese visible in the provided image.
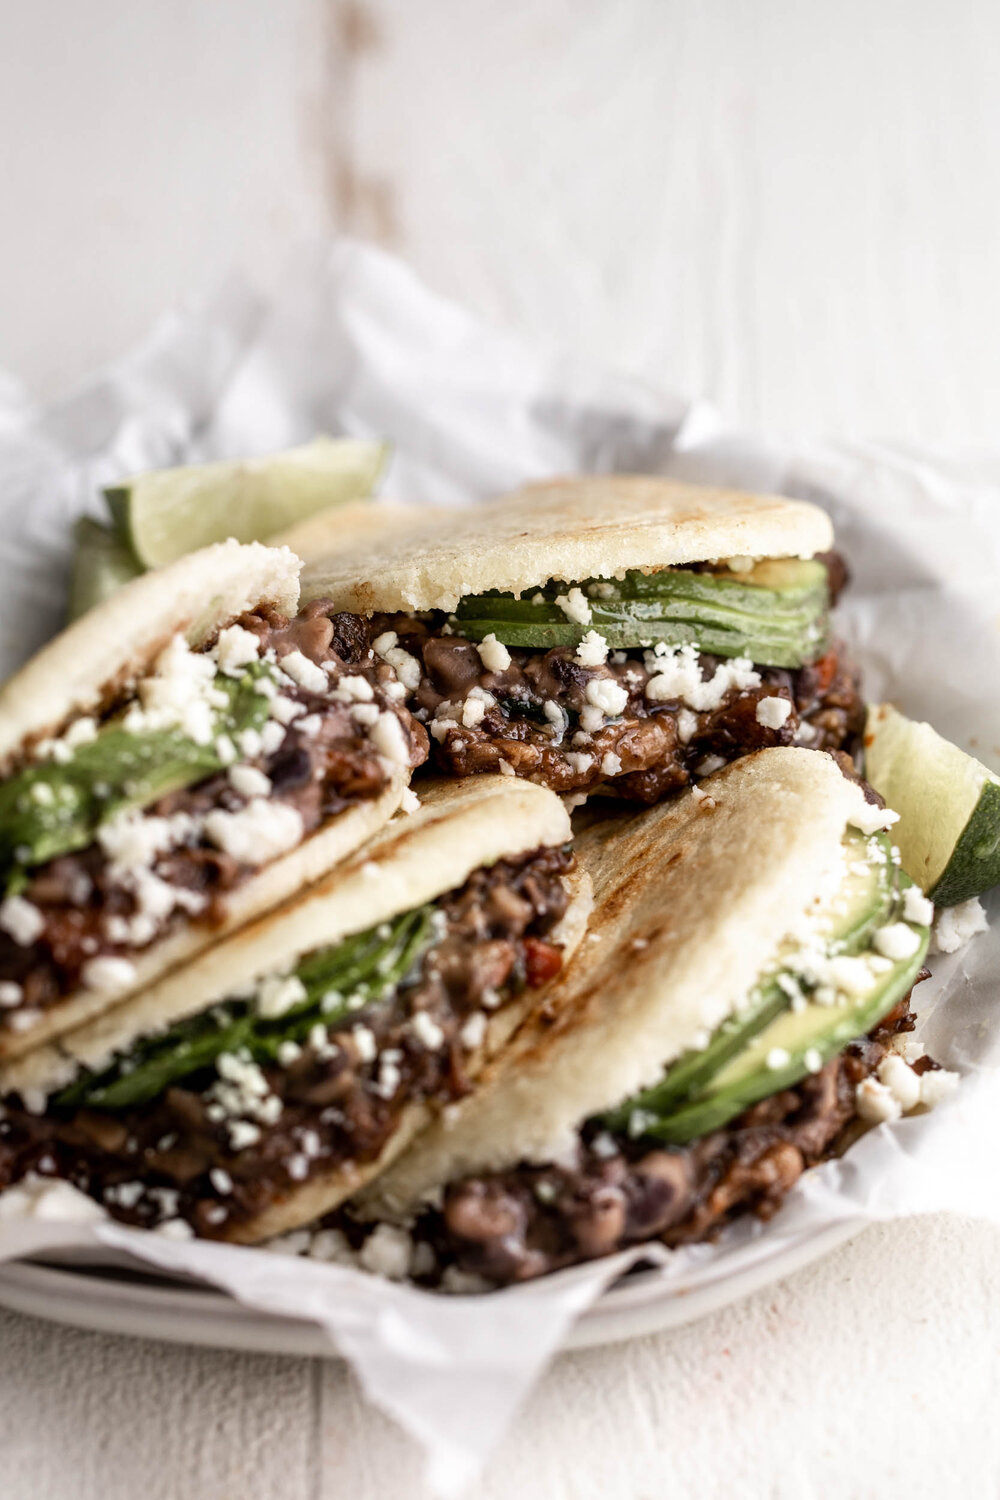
[306,1228,360,1266]
[919,1069,961,1108]
[209,1168,233,1195]
[644,644,761,712]
[873,922,922,961]
[877,1053,922,1112]
[477,633,512,672]
[237,727,263,760]
[375,1049,403,1099]
[203,799,303,864]
[97,810,179,875]
[0,1175,105,1224]
[497,759,516,776]
[0,895,44,946]
[601,751,623,777]
[675,708,698,744]
[228,1120,262,1150]
[7,1008,40,1033]
[259,720,287,756]
[855,1077,902,1124]
[80,955,138,994]
[847,803,900,835]
[695,754,727,777]
[373,631,422,692]
[134,634,220,745]
[804,1047,824,1074]
[214,624,262,675]
[269,694,306,726]
[690,784,716,809]
[565,751,594,775]
[277,1039,303,1066]
[411,1010,446,1051]
[154,1218,194,1240]
[0,981,23,1008]
[351,1025,377,1063]
[352,702,381,727]
[755,695,792,730]
[462,696,487,728]
[256,973,308,1019]
[932,897,989,954]
[400,786,421,814]
[370,711,412,767]
[585,676,628,719]
[826,954,878,997]
[280,649,328,695]
[902,886,935,927]
[766,1047,791,1070]
[228,764,272,800]
[554,587,592,626]
[63,716,98,750]
[460,1012,487,1050]
[359,1222,413,1281]
[575,631,609,668]
[333,674,375,703]
[889,1033,926,1066]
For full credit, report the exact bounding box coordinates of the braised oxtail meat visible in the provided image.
[0,847,573,1239]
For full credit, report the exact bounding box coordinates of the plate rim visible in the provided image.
[0,1217,866,1357]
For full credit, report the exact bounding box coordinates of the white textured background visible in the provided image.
[1,3,999,1497]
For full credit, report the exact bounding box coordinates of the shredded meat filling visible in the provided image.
[389,988,933,1287]
[329,596,864,805]
[0,603,428,1031]
[0,846,573,1238]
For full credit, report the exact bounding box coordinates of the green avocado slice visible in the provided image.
[602,830,897,1133]
[54,905,438,1111]
[453,558,830,668]
[0,663,274,894]
[640,929,929,1145]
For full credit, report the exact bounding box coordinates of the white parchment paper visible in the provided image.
[1,241,999,1496]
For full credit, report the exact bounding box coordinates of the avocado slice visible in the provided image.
[453,558,830,668]
[0,665,274,893]
[603,830,897,1132]
[54,904,438,1110]
[641,928,929,1145]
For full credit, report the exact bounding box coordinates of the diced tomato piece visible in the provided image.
[810,650,838,695]
[524,938,563,987]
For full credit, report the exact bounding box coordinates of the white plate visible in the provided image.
[0,1218,863,1356]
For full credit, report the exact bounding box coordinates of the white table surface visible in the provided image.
[1,4,999,1497]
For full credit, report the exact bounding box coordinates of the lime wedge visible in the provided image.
[67,518,143,621]
[106,437,389,569]
[864,703,1000,906]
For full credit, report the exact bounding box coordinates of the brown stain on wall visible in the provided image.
[313,0,400,246]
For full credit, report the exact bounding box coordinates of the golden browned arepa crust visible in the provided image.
[300,476,834,615]
[0,777,578,1100]
[0,541,301,776]
[362,748,870,1214]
